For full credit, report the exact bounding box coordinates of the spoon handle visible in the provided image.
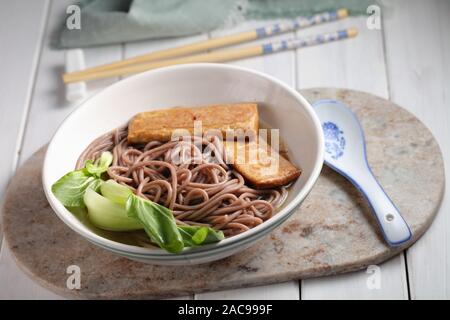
[355,171,412,246]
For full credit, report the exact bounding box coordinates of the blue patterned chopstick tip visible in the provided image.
[261,28,357,54]
[255,8,348,39]
[338,29,348,39]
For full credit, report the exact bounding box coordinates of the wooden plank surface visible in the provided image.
[0,0,49,243]
[0,0,122,299]
[18,5,122,164]
[296,16,409,300]
[0,0,52,299]
[302,255,408,300]
[196,281,299,300]
[383,0,450,300]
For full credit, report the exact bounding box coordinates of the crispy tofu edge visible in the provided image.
[128,103,258,144]
[224,140,302,189]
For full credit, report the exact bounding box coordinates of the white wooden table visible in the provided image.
[0,0,449,300]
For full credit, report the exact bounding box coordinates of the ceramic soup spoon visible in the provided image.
[313,99,412,246]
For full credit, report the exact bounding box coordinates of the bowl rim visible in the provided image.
[42,63,324,257]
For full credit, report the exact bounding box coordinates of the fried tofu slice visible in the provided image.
[128,103,258,143]
[224,139,301,189]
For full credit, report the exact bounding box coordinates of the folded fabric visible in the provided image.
[56,0,374,48]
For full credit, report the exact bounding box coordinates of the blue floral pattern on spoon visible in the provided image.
[323,122,346,160]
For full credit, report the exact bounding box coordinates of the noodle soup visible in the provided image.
[65,119,298,249]
[43,63,324,263]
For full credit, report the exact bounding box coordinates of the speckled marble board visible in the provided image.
[1,89,445,299]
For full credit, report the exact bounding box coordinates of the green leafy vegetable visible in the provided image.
[51,152,112,207]
[85,152,113,177]
[126,194,184,253]
[84,188,142,231]
[87,178,104,194]
[100,179,133,206]
[51,170,101,207]
[53,156,224,253]
[102,180,224,248]
[178,225,225,246]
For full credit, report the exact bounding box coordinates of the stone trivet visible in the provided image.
[1,89,445,299]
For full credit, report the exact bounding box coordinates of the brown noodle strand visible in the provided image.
[76,126,288,237]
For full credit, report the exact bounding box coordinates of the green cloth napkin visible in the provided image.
[57,0,375,48]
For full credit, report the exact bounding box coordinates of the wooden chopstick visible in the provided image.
[62,8,349,82]
[63,28,358,83]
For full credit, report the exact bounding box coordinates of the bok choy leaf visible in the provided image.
[100,180,225,247]
[100,180,224,248]
[84,188,142,231]
[100,179,133,206]
[85,152,113,177]
[51,170,101,207]
[51,152,112,207]
[178,226,225,246]
[53,164,225,253]
[126,194,184,254]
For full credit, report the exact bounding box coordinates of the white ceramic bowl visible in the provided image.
[43,63,323,265]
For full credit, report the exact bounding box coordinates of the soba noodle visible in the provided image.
[76,125,288,237]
